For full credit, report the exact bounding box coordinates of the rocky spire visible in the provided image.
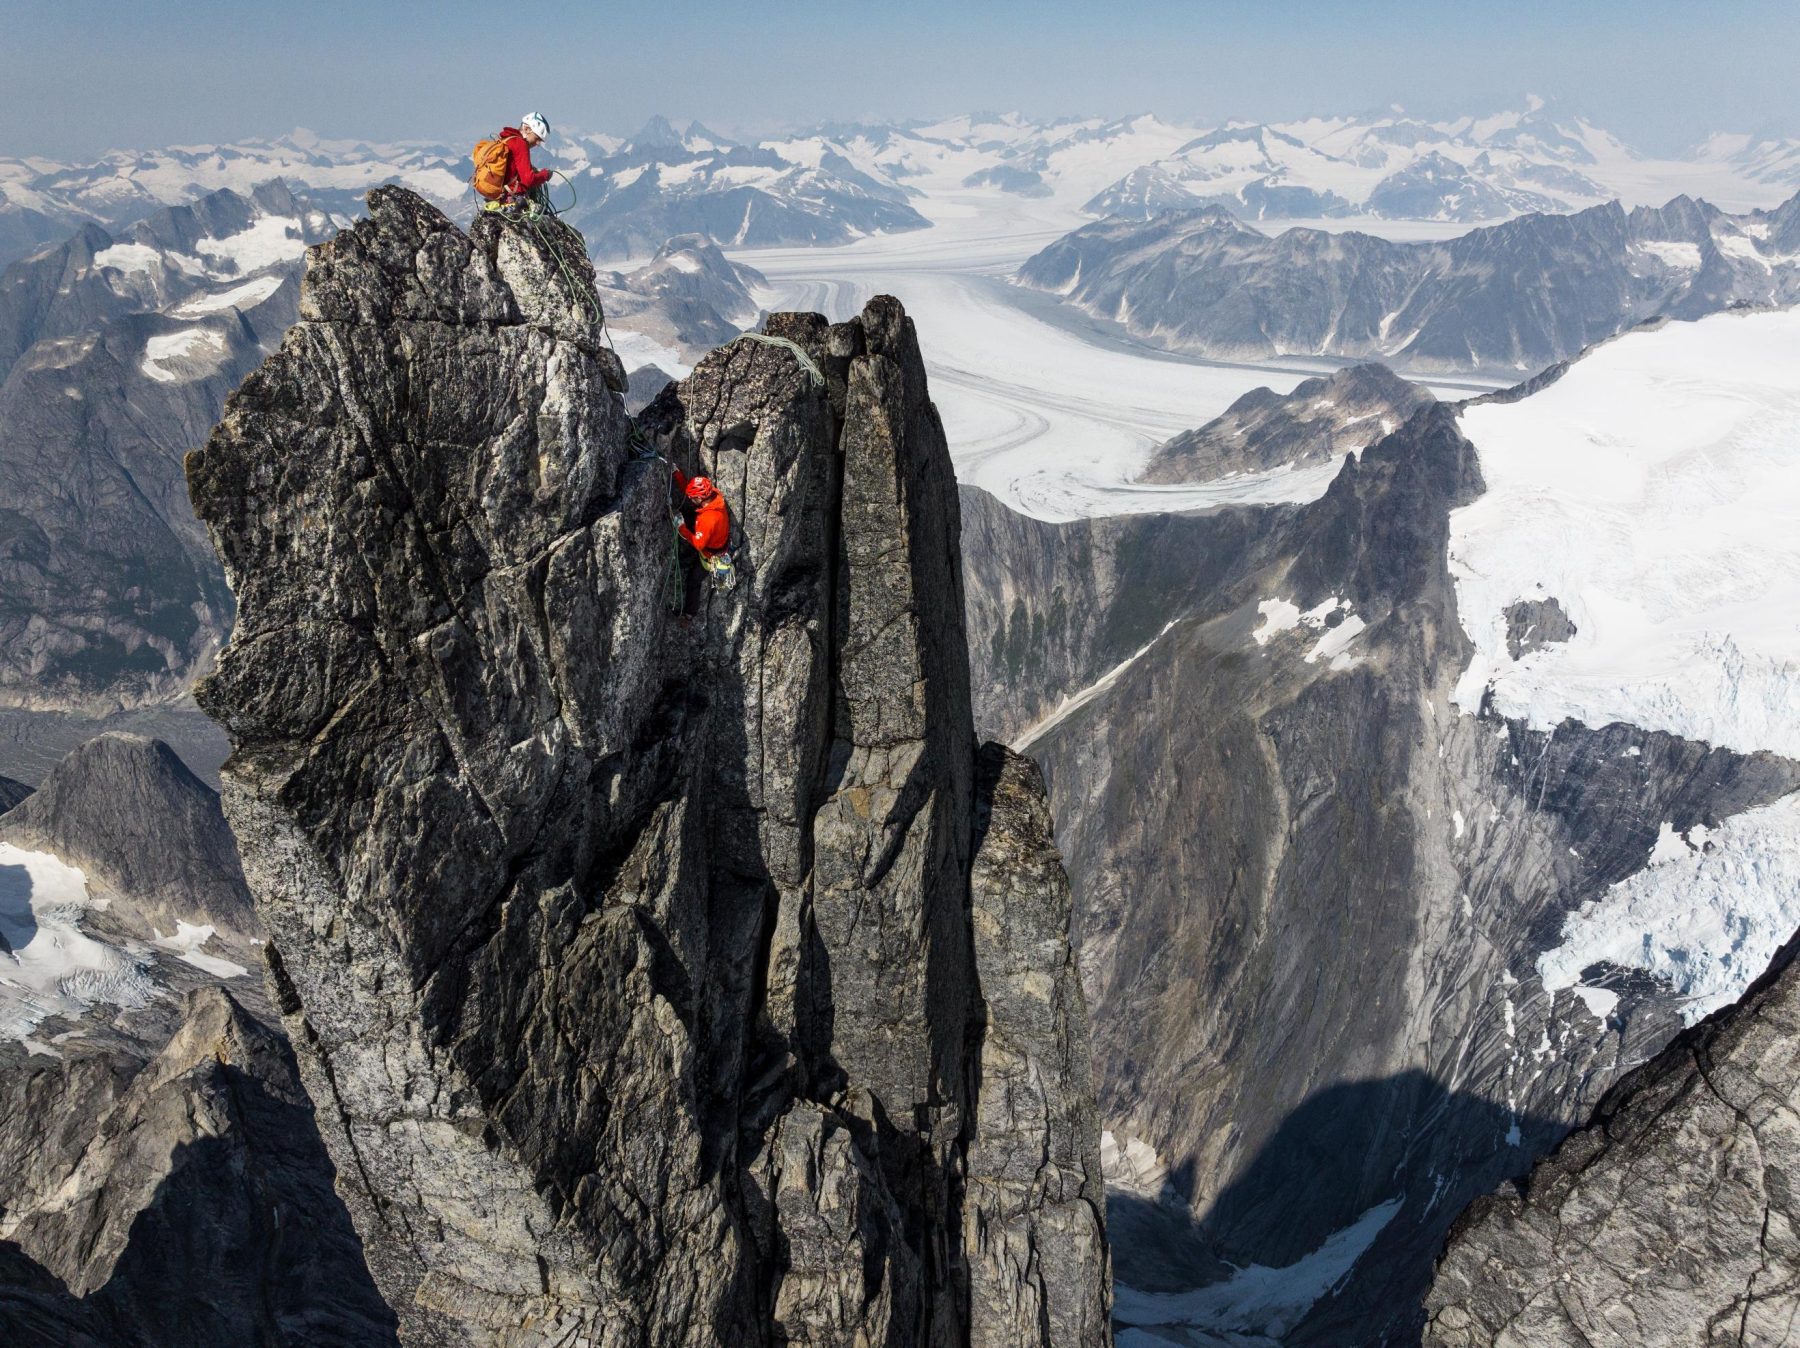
[186,186,1107,1346]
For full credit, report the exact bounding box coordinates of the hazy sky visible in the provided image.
[6,0,1796,159]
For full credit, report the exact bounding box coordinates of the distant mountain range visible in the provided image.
[4,103,1798,268]
[1019,189,1800,374]
[1077,101,1800,224]
[556,119,930,260]
[0,183,328,716]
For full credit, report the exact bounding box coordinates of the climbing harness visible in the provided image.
[728,332,826,388]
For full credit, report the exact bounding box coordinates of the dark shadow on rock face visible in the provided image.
[0,862,35,955]
[1109,1070,1564,1347]
[0,1011,398,1348]
[0,1240,111,1347]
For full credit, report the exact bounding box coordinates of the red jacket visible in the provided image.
[673,469,731,555]
[500,128,551,193]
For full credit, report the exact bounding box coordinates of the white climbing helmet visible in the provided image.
[520,112,550,142]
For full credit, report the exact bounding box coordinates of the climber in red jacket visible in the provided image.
[673,469,732,558]
[504,113,554,197]
[474,113,554,214]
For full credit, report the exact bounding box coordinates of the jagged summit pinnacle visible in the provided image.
[186,187,1108,1346]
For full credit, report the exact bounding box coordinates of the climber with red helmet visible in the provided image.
[673,468,732,561]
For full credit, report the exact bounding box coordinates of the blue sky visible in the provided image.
[6,0,1796,158]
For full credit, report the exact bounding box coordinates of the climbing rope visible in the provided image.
[662,513,686,616]
[518,209,605,330]
[729,332,826,388]
[478,175,629,369]
[546,170,579,218]
[626,432,691,614]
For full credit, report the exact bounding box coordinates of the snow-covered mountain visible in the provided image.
[0,182,336,717]
[559,117,930,261]
[595,233,767,406]
[1080,100,1798,224]
[0,131,464,265]
[1019,189,1800,375]
[6,104,1797,273]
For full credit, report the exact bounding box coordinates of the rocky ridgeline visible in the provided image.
[0,734,392,1347]
[184,187,1108,1346]
[1425,931,1800,1346]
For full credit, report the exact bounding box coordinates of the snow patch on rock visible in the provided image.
[141,326,228,382]
[152,921,249,980]
[171,274,284,317]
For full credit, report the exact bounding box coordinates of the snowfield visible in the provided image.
[0,843,153,1044]
[1452,308,1800,759]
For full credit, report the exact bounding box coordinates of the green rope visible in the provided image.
[519,210,605,329]
[496,189,631,370]
[547,170,578,217]
[730,331,826,387]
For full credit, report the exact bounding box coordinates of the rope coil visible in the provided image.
[729,332,826,388]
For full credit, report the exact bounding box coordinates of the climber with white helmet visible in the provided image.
[471,113,555,213]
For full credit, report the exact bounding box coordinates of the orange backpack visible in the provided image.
[471,133,513,200]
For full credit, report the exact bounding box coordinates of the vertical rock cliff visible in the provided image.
[185,187,1107,1346]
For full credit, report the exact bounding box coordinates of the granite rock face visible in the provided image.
[1425,931,1800,1346]
[187,187,1107,1346]
[965,744,1110,1348]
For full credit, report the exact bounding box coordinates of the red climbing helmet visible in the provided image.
[684,476,715,501]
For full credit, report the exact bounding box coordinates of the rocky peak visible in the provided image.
[186,187,1106,1345]
[1425,928,1800,1346]
[0,985,396,1347]
[0,732,254,936]
[1141,362,1434,484]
